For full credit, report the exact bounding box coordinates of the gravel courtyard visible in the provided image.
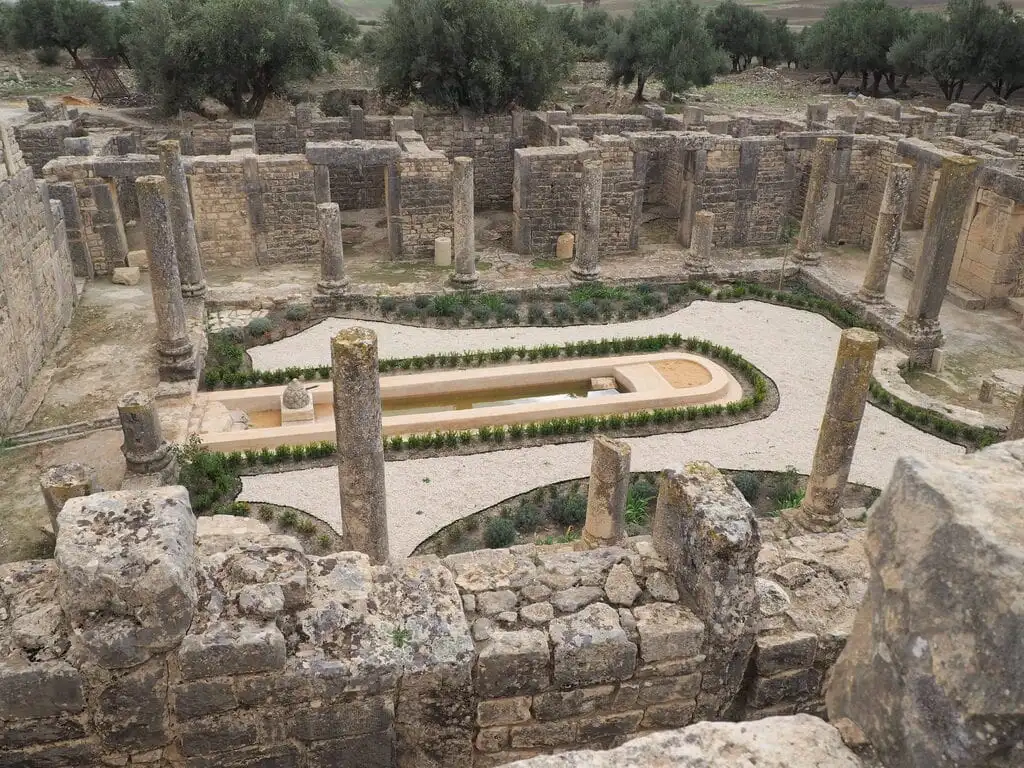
[240,300,962,556]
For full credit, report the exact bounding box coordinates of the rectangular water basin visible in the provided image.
[196,351,744,452]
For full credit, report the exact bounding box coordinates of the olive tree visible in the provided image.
[11,0,112,65]
[606,0,722,101]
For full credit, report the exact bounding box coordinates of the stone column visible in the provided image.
[858,162,912,303]
[90,180,129,270]
[580,435,630,549]
[117,390,176,482]
[40,463,97,535]
[313,164,331,204]
[136,175,196,381]
[1008,388,1024,440]
[686,210,715,271]
[316,202,349,299]
[788,328,879,533]
[332,327,388,563]
[898,155,978,361]
[157,140,205,298]
[793,137,838,265]
[451,156,478,287]
[571,154,603,281]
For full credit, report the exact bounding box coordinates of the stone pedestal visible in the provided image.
[40,463,98,535]
[556,233,575,261]
[434,236,452,266]
[570,155,603,282]
[789,328,879,533]
[281,379,315,424]
[451,157,478,287]
[793,138,838,265]
[898,155,978,364]
[1009,388,1024,440]
[316,202,349,301]
[686,210,715,271]
[157,140,206,298]
[117,390,177,482]
[332,328,388,563]
[580,436,630,549]
[858,163,912,303]
[136,175,196,382]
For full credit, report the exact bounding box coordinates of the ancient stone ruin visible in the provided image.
[2,91,1024,768]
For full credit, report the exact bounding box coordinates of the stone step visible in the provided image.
[945,283,986,310]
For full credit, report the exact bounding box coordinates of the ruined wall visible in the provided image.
[387,133,453,259]
[833,137,897,248]
[256,155,319,265]
[572,115,651,141]
[306,141,400,212]
[188,157,253,268]
[418,114,519,209]
[512,145,584,256]
[0,461,864,767]
[0,126,77,432]
[14,120,78,175]
[594,136,641,253]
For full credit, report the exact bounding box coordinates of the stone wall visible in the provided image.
[512,144,585,256]
[418,114,519,209]
[594,136,641,253]
[388,132,453,259]
[0,461,867,766]
[188,156,253,268]
[833,136,897,248]
[0,127,77,432]
[14,120,79,174]
[306,140,401,212]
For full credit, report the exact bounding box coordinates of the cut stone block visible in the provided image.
[111,266,141,286]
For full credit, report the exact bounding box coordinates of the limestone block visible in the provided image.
[111,266,141,285]
[548,603,637,686]
[556,232,574,260]
[503,714,865,767]
[0,660,86,720]
[827,441,1024,768]
[54,487,197,668]
[39,462,97,535]
[550,585,603,613]
[434,236,452,266]
[179,620,287,681]
[476,629,550,697]
[633,602,705,663]
[603,562,641,606]
[477,697,532,727]
[477,589,517,616]
[755,632,818,677]
[520,602,554,626]
[127,249,149,270]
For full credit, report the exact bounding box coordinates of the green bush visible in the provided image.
[278,509,298,528]
[483,517,517,548]
[731,471,760,503]
[284,304,310,321]
[430,294,462,318]
[35,46,61,66]
[514,502,543,532]
[247,317,273,336]
[549,493,586,526]
[552,303,573,324]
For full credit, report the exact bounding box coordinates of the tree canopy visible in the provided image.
[10,0,113,65]
[705,1,794,72]
[372,0,574,112]
[605,0,722,101]
[123,0,356,117]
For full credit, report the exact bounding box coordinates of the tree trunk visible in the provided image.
[973,83,991,102]
[900,72,909,88]
[860,70,868,91]
[885,72,897,93]
[633,74,646,102]
[870,71,882,98]
[953,80,964,101]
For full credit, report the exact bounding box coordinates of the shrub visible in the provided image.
[414,295,431,309]
[295,518,317,536]
[526,304,545,324]
[429,294,462,318]
[397,301,419,319]
[316,533,332,550]
[257,506,275,522]
[577,300,599,321]
[514,502,543,532]
[379,296,397,314]
[483,517,517,548]
[284,304,310,321]
[247,317,273,336]
[731,471,760,503]
[34,46,61,66]
[549,493,587,526]
[470,304,492,323]
[278,509,298,528]
[552,303,574,324]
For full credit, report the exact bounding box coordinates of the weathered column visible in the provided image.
[580,435,630,549]
[686,210,715,271]
[898,155,978,362]
[90,180,129,270]
[313,164,331,204]
[788,328,879,533]
[40,463,97,535]
[136,175,196,381]
[652,462,759,718]
[332,327,388,563]
[858,162,912,303]
[571,154,603,281]
[50,181,92,278]
[451,156,478,287]
[793,137,838,264]
[157,140,205,297]
[1008,387,1024,440]
[117,390,177,482]
[316,202,349,299]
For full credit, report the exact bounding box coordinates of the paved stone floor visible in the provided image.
[240,301,963,556]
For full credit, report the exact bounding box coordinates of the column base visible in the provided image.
[181,281,207,299]
[124,441,178,483]
[577,529,625,551]
[449,272,479,289]
[684,256,711,273]
[792,250,822,265]
[316,278,349,297]
[780,505,847,535]
[856,287,885,304]
[158,340,197,382]
[895,316,943,365]
[569,264,600,282]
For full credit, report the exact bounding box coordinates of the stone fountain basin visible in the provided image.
[196,352,743,452]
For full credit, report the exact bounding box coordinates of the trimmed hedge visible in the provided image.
[867,379,1003,450]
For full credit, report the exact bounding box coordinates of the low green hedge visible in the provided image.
[867,379,1003,450]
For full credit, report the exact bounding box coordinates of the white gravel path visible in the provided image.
[240,301,964,557]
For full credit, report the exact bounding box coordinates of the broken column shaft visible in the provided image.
[581,435,630,549]
[136,175,196,381]
[90,180,129,270]
[1009,388,1024,441]
[793,138,838,264]
[858,162,912,303]
[316,202,349,298]
[790,327,879,533]
[686,210,715,271]
[451,156,478,287]
[40,463,98,535]
[117,390,176,482]
[331,327,388,563]
[571,155,603,281]
[157,140,205,298]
